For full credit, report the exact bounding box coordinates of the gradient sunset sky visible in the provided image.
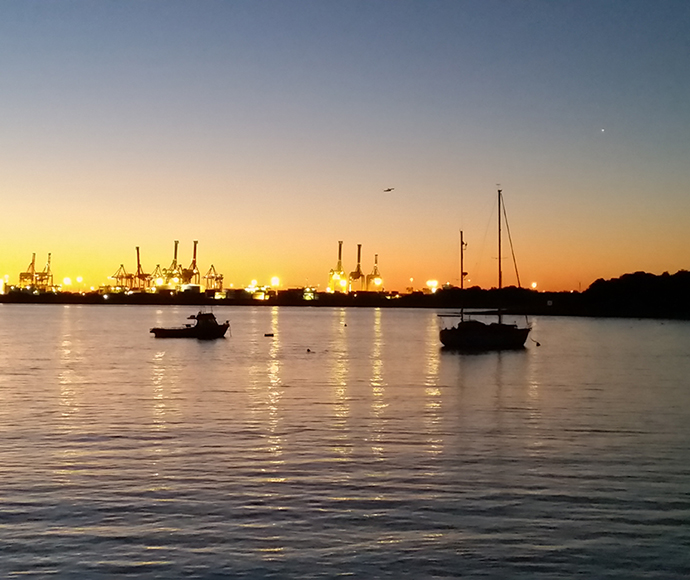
[1,0,688,292]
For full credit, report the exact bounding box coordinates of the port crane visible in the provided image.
[348,244,365,291]
[365,254,383,291]
[203,264,223,291]
[110,263,134,290]
[133,246,149,290]
[18,253,37,289]
[162,240,182,285]
[180,240,200,285]
[104,240,224,293]
[34,253,54,291]
[328,240,346,293]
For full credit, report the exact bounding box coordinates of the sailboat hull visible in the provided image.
[440,188,532,351]
[440,320,530,350]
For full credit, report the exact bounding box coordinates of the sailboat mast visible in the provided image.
[460,230,465,290]
[497,188,503,324]
[497,189,502,291]
[460,230,465,322]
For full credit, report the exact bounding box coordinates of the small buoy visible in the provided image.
[264,333,274,337]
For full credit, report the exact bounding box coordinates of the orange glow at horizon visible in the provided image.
[0,193,690,292]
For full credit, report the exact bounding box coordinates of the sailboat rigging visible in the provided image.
[439,189,531,350]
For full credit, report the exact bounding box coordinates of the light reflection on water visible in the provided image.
[424,313,442,459]
[370,308,386,460]
[0,305,689,579]
[330,308,351,460]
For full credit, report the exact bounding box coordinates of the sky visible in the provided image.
[1,0,689,292]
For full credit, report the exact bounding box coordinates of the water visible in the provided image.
[1,304,689,579]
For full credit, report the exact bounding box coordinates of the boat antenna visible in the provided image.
[459,230,468,289]
[460,229,467,322]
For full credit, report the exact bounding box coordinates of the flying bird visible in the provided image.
[383,187,395,192]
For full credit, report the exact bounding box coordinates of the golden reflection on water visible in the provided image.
[150,351,169,431]
[243,308,287,561]
[245,307,286,491]
[147,347,183,493]
[525,343,544,456]
[265,307,284,467]
[55,307,86,482]
[331,308,351,458]
[148,351,169,490]
[58,339,79,423]
[57,306,86,435]
[424,314,443,457]
[150,309,181,431]
[370,308,387,459]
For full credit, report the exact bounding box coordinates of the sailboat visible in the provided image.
[439,189,531,350]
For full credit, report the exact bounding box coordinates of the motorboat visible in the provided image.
[150,311,229,339]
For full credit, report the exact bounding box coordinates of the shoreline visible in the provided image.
[1,288,688,321]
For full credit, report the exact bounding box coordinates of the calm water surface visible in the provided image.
[1,305,689,579]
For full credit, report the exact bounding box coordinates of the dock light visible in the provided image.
[156,278,164,286]
[374,277,382,286]
[63,277,72,286]
[271,276,280,287]
[531,282,538,289]
[339,279,347,289]
[426,279,439,293]
[76,276,83,284]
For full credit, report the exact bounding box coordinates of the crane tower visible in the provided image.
[328,241,346,293]
[181,240,200,285]
[366,254,383,291]
[18,253,37,289]
[110,264,134,290]
[162,240,182,285]
[133,246,149,290]
[348,244,365,291]
[34,253,55,291]
[203,264,223,291]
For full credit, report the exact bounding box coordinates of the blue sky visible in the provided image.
[1,0,689,291]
